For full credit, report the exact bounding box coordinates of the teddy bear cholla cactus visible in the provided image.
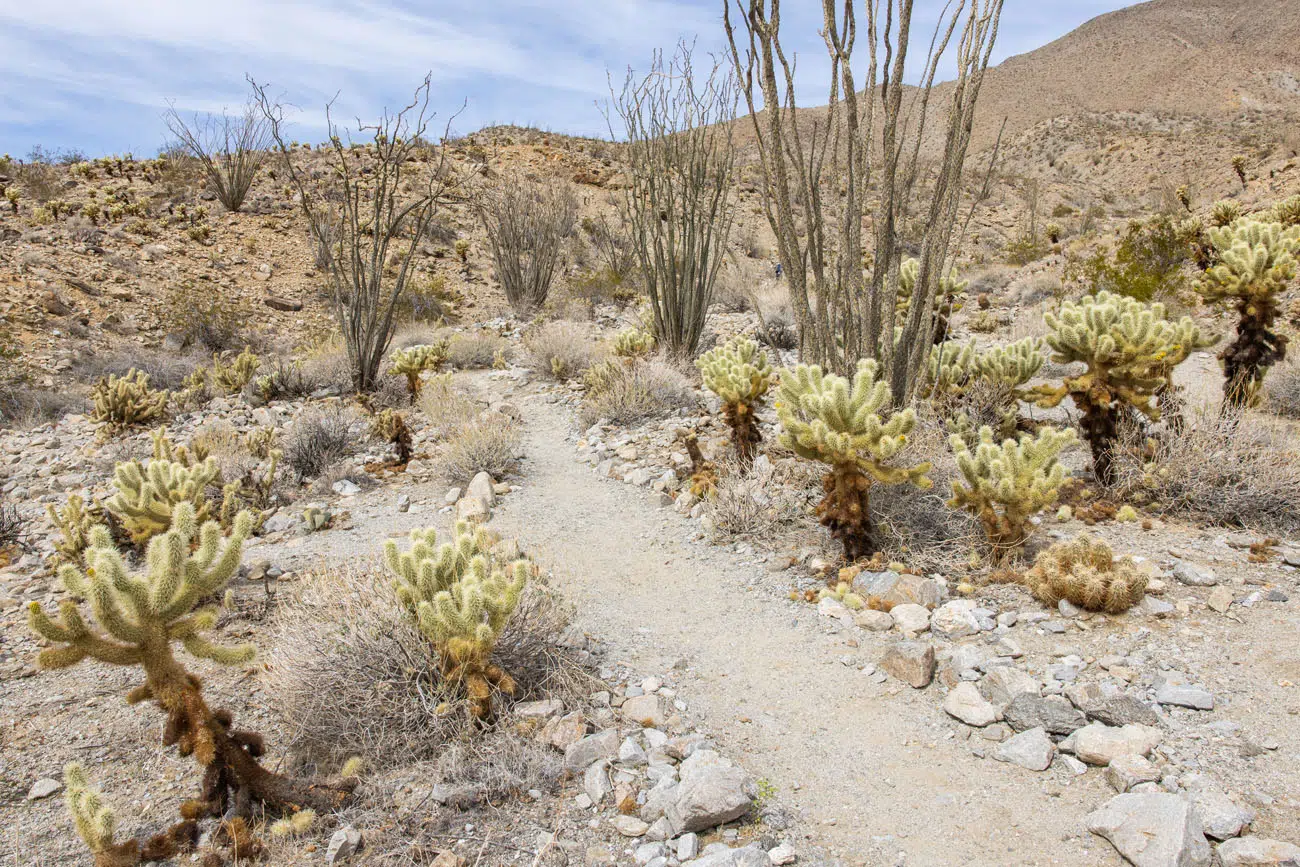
[612,327,656,359]
[948,425,1075,562]
[897,257,968,341]
[90,370,168,434]
[211,348,260,395]
[697,336,773,467]
[63,763,197,867]
[389,341,449,399]
[28,504,355,820]
[1033,291,1203,486]
[104,456,234,548]
[1021,534,1148,614]
[385,522,528,719]
[777,360,932,560]
[928,338,1044,440]
[1198,219,1300,407]
[371,408,414,464]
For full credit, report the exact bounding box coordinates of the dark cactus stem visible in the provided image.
[1076,397,1121,488]
[1222,294,1287,409]
[818,465,875,562]
[723,401,762,469]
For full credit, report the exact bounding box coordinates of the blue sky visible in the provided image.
[0,0,1136,158]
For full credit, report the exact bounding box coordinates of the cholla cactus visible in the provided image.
[64,763,196,866]
[1271,195,1300,228]
[90,370,168,435]
[1210,200,1241,228]
[30,504,354,818]
[776,360,932,559]
[948,425,1076,561]
[1231,154,1248,188]
[47,493,103,566]
[384,522,528,719]
[211,348,260,394]
[927,338,1044,440]
[1021,534,1148,613]
[897,258,968,339]
[104,457,222,547]
[697,336,773,466]
[1175,185,1192,212]
[150,427,210,467]
[1045,222,1063,244]
[818,581,864,609]
[612,327,656,359]
[1198,219,1300,406]
[371,408,413,464]
[389,342,448,399]
[1034,291,1203,485]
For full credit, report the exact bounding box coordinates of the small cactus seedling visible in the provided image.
[384,522,528,719]
[211,348,260,395]
[776,360,932,560]
[697,336,773,467]
[1020,534,1148,613]
[1198,219,1300,407]
[1034,291,1203,486]
[90,370,168,435]
[948,425,1076,561]
[29,504,355,821]
[63,763,197,866]
[389,342,448,400]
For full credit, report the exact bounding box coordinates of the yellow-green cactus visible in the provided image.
[47,493,104,566]
[928,338,1043,440]
[64,763,196,866]
[104,457,221,547]
[211,348,260,395]
[818,581,864,610]
[1198,219,1300,406]
[89,370,168,434]
[30,504,354,818]
[1033,291,1203,486]
[1209,201,1241,228]
[371,408,412,464]
[612,327,656,359]
[776,360,932,560]
[948,425,1076,561]
[697,336,773,466]
[389,342,449,399]
[1021,534,1148,614]
[384,522,528,719]
[898,257,968,339]
[1271,195,1300,229]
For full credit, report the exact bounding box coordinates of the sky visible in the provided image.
[0,0,1137,159]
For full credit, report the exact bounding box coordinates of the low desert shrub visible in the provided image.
[579,359,697,428]
[440,413,522,483]
[1113,406,1300,534]
[447,330,509,369]
[251,358,320,402]
[283,406,359,481]
[0,500,23,552]
[418,373,481,438]
[267,562,582,768]
[1265,358,1300,418]
[706,455,818,540]
[525,321,601,380]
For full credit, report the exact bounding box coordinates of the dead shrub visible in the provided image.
[267,562,585,771]
[1113,406,1300,534]
[706,454,818,540]
[1265,358,1300,419]
[524,321,601,380]
[0,384,85,428]
[440,414,522,483]
[578,359,697,427]
[73,346,205,392]
[159,283,252,351]
[447,330,509,369]
[0,500,24,551]
[418,374,481,438]
[283,405,360,480]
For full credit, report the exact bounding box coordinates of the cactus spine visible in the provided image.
[776,360,932,560]
[1198,220,1300,406]
[697,336,773,467]
[1034,291,1203,486]
[384,522,528,719]
[1020,534,1148,614]
[90,370,168,435]
[29,504,355,819]
[948,425,1076,561]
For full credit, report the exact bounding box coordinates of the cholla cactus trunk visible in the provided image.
[1074,385,1122,488]
[819,463,876,562]
[722,401,762,468]
[29,506,355,820]
[1223,292,1287,408]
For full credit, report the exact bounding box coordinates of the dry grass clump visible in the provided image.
[706,454,818,540]
[0,384,85,428]
[578,359,697,428]
[283,405,360,481]
[418,374,481,437]
[1265,358,1300,418]
[267,562,586,771]
[441,414,522,483]
[1113,406,1300,533]
[447,330,509,369]
[74,346,207,392]
[525,321,602,380]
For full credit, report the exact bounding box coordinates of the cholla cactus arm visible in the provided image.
[104,458,221,547]
[65,763,199,866]
[697,337,773,466]
[776,361,931,559]
[47,493,103,565]
[948,425,1076,560]
[1198,220,1300,405]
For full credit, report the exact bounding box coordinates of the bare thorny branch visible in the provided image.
[250,75,463,391]
[164,97,271,213]
[724,0,1005,403]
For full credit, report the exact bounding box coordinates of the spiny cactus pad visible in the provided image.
[384,522,528,718]
[949,425,1076,560]
[1021,534,1148,614]
[777,360,932,559]
[698,336,773,466]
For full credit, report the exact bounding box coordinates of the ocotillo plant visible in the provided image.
[948,425,1075,561]
[384,522,528,719]
[28,504,355,821]
[1034,291,1202,486]
[776,360,932,560]
[697,336,773,467]
[1199,219,1300,407]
